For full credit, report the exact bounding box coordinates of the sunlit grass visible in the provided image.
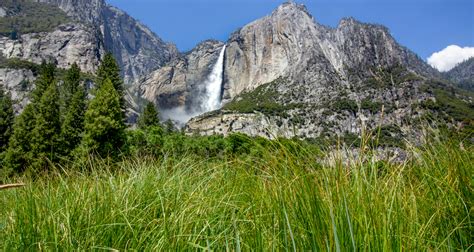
[0,138,472,250]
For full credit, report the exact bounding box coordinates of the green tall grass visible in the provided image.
[1,138,472,250]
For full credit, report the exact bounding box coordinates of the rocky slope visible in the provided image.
[0,0,178,82]
[35,0,179,84]
[0,23,103,74]
[444,57,474,91]
[221,3,437,102]
[1,0,178,113]
[0,68,35,112]
[182,2,471,141]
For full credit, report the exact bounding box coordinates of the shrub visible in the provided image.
[332,99,358,114]
[361,98,383,113]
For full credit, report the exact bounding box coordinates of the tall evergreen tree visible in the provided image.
[31,82,61,168]
[96,52,126,118]
[63,62,81,109]
[0,86,14,153]
[138,101,160,129]
[81,78,125,159]
[97,53,123,94]
[61,84,87,157]
[3,104,36,173]
[3,62,57,172]
[32,62,56,103]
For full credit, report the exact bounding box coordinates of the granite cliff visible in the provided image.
[137,40,225,110]
[178,3,471,141]
[0,0,178,113]
[35,0,179,84]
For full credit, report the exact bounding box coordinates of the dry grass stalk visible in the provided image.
[0,183,25,190]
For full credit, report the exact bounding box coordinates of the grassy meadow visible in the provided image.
[0,134,472,251]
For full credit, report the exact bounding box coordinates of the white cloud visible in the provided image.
[427,45,474,72]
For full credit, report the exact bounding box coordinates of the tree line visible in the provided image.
[0,53,161,176]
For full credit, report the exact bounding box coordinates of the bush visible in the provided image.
[361,98,383,113]
[332,99,358,114]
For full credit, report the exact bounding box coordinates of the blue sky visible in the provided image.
[108,0,473,60]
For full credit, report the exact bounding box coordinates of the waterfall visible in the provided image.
[160,45,226,126]
[202,45,226,112]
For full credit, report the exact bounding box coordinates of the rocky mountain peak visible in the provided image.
[33,0,179,85]
[274,1,313,18]
[338,17,360,27]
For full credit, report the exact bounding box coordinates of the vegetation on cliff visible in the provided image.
[0,0,69,38]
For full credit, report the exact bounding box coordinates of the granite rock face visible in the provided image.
[1,0,179,114]
[0,23,103,74]
[0,68,35,112]
[34,0,105,25]
[2,0,178,85]
[137,40,225,110]
[36,0,179,85]
[183,3,469,140]
[221,3,437,102]
[0,23,103,114]
[143,2,437,113]
[0,7,7,18]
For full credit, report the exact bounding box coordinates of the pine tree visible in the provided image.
[31,82,61,168]
[59,63,86,157]
[96,52,126,118]
[3,63,57,172]
[81,78,125,159]
[97,53,123,95]
[32,62,56,103]
[61,84,87,157]
[63,62,81,109]
[0,86,14,153]
[138,101,160,129]
[3,104,36,173]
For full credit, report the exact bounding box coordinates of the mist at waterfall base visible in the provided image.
[161,45,226,126]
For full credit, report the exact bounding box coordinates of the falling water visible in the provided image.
[202,45,226,112]
[161,45,226,126]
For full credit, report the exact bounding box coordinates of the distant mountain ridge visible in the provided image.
[35,0,179,84]
[444,57,474,91]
